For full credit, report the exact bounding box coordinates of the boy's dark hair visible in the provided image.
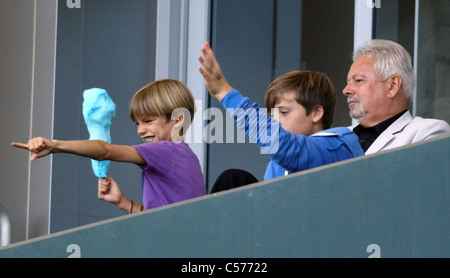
[265,71,336,129]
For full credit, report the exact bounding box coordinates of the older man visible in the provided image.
[343,39,450,154]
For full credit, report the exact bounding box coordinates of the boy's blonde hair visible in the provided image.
[129,79,195,126]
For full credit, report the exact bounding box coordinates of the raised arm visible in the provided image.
[198,42,233,101]
[11,137,145,165]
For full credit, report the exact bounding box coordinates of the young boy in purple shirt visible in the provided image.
[12,79,206,212]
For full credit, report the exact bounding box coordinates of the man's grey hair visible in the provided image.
[354,39,416,103]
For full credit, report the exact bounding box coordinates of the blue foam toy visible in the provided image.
[82,88,116,178]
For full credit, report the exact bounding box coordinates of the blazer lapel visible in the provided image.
[365,111,413,154]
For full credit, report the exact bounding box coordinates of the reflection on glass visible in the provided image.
[416,0,450,123]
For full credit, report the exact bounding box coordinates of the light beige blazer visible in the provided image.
[350,111,450,155]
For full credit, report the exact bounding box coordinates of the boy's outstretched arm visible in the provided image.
[198,42,233,101]
[11,137,54,162]
[11,137,145,164]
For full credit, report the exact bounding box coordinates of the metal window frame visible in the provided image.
[155,0,210,174]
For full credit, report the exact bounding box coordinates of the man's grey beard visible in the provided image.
[349,102,366,121]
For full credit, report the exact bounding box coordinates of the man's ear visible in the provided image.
[312,105,324,124]
[386,74,402,99]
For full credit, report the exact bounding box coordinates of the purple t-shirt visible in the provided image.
[133,141,206,209]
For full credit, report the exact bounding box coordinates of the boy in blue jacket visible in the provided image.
[198,42,364,192]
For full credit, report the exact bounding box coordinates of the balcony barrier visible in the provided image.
[0,135,448,258]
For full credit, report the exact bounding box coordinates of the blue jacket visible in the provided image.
[221,89,364,180]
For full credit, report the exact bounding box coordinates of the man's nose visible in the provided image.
[342,83,354,97]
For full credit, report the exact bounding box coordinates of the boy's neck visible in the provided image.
[313,123,324,134]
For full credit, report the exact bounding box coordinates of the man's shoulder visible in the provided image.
[403,115,450,133]
[410,115,449,125]
[388,114,450,142]
[378,111,449,134]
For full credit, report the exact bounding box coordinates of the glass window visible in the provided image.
[373,0,449,123]
[415,0,450,123]
[52,0,156,233]
[207,0,355,189]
